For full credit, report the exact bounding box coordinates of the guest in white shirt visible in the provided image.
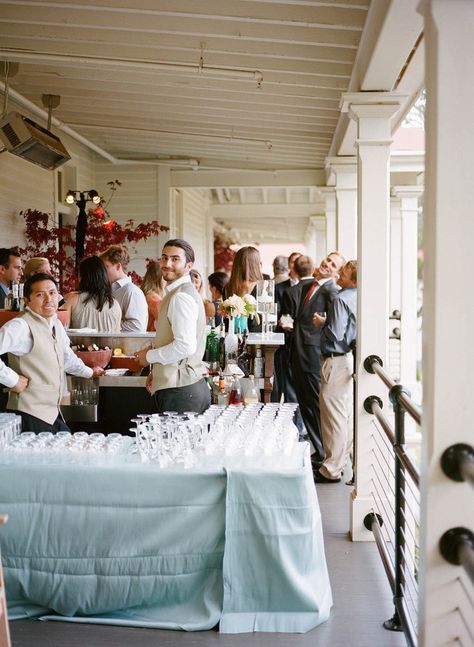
[135,239,210,414]
[0,273,104,433]
[99,245,148,332]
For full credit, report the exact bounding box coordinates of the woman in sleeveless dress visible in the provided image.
[64,256,121,331]
[222,246,263,333]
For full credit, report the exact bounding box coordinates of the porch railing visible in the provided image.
[363,354,421,647]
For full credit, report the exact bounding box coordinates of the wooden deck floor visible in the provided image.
[9,479,407,647]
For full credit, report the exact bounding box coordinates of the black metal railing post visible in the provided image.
[363,353,421,646]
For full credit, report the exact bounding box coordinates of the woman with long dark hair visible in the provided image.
[64,256,121,331]
[222,246,263,332]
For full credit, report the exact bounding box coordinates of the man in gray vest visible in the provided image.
[0,273,104,433]
[135,239,211,414]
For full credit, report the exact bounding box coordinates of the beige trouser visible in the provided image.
[319,354,354,480]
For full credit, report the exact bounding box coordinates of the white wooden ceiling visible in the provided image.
[0,0,370,171]
[0,0,424,244]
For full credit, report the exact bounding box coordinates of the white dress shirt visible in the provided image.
[112,276,148,332]
[0,315,93,388]
[146,274,198,366]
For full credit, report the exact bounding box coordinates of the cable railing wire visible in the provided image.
[364,354,421,645]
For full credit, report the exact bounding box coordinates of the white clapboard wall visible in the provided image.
[0,131,96,249]
[180,188,211,287]
[0,132,213,283]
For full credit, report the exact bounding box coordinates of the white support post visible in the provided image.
[389,197,402,317]
[157,166,172,249]
[418,2,474,645]
[389,197,402,381]
[321,189,337,255]
[344,95,405,541]
[392,186,422,394]
[326,157,358,259]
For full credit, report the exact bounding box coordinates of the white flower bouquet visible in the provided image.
[219,293,260,323]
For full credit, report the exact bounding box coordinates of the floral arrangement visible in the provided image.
[19,180,168,293]
[219,293,259,323]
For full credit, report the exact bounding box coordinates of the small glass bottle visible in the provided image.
[237,329,251,377]
[229,374,244,405]
[11,283,20,312]
[18,283,25,312]
[216,370,229,405]
[218,324,226,370]
[244,374,260,405]
[253,345,265,378]
[4,281,13,311]
[205,322,220,374]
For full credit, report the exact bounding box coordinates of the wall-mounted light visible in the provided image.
[65,189,100,205]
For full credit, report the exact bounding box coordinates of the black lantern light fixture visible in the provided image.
[65,189,101,266]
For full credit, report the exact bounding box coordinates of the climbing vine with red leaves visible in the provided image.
[19,181,168,293]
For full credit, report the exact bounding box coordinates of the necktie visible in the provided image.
[302,282,318,309]
[52,325,56,340]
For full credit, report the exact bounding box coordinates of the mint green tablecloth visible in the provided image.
[0,450,332,633]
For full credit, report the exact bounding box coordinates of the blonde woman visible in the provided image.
[140,262,165,331]
[23,257,51,280]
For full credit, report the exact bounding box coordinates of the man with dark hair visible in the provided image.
[290,252,345,464]
[162,238,195,264]
[100,244,148,332]
[135,239,211,414]
[0,248,23,308]
[0,273,103,432]
[313,260,357,483]
[281,255,315,321]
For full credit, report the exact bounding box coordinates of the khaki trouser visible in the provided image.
[319,354,354,480]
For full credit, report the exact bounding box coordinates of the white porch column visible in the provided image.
[389,197,402,317]
[305,216,325,264]
[388,197,402,381]
[342,93,406,540]
[321,188,336,254]
[419,2,474,645]
[326,157,357,259]
[392,186,422,392]
[157,166,172,248]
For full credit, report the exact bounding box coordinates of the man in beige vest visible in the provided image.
[135,239,211,414]
[0,273,104,433]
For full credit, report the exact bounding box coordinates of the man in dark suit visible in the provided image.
[0,248,22,308]
[290,251,345,463]
[272,252,301,404]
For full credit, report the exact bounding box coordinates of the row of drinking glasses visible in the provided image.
[130,403,300,467]
[0,413,22,449]
[132,411,207,468]
[6,431,125,454]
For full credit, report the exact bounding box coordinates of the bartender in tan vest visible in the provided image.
[135,239,211,414]
[0,273,104,433]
